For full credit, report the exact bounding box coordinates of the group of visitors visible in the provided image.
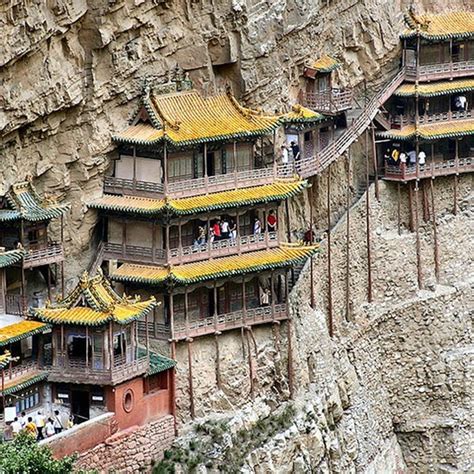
[194,211,278,246]
[8,409,73,441]
[384,147,427,167]
[280,142,300,164]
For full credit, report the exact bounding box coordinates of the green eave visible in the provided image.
[0,250,25,269]
[2,372,48,396]
[141,350,176,375]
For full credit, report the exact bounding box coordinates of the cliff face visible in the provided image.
[1,1,472,472]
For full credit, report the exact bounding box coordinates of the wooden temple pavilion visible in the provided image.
[0,181,70,309]
[299,54,353,115]
[29,271,175,427]
[89,77,319,347]
[377,11,474,182]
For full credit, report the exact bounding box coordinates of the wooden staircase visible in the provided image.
[298,68,406,178]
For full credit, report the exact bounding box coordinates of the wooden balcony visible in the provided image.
[300,88,353,115]
[405,60,474,82]
[46,355,149,385]
[23,242,63,269]
[173,303,288,341]
[104,165,295,199]
[383,157,474,182]
[104,232,279,266]
[387,109,473,129]
[1,360,41,386]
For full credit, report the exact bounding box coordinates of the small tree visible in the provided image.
[0,431,76,474]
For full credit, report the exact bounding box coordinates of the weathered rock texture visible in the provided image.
[1,1,472,472]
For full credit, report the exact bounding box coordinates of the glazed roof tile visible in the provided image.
[111,244,318,286]
[89,180,308,218]
[377,118,474,141]
[0,181,69,223]
[281,105,326,124]
[394,79,474,97]
[307,55,340,73]
[402,11,474,40]
[0,249,25,268]
[114,89,280,147]
[30,271,156,326]
[0,320,49,347]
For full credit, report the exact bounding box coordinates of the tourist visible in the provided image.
[66,415,74,430]
[267,210,277,232]
[24,417,37,438]
[53,410,63,434]
[35,410,46,440]
[281,145,289,164]
[290,141,300,160]
[229,220,237,241]
[384,148,391,165]
[253,217,262,235]
[454,95,467,111]
[195,226,206,246]
[391,148,400,164]
[11,417,22,437]
[407,150,416,165]
[221,218,230,240]
[209,228,215,244]
[418,150,426,166]
[259,287,270,306]
[399,152,407,166]
[44,418,55,437]
[212,220,221,241]
[20,411,28,428]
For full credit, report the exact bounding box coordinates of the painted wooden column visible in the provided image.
[236,209,241,254]
[184,288,189,336]
[109,321,114,374]
[264,203,269,247]
[233,141,238,189]
[270,270,276,322]
[165,224,171,262]
[132,146,137,184]
[169,290,176,359]
[163,141,168,194]
[213,281,218,331]
[203,143,209,193]
[145,308,150,359]
[151,222,157,263]
[178,220,183,263]
[85,326,89,368]
[122,219,127,257]
[242,276,247,323]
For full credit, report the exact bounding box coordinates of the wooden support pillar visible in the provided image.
[430,179,440,283]
[242,276,247,322]
[327,165,333,336]
[414,183,423,290]
[145,307,150,358]
[408,182,415,232]
[370,123,380,202]
[163,141,168,194]
[203,143,208,193]
[214,334,222,389]
[236,209,241,254]
[270,270,276,321]
[169,289,175,342]
[286,319,294,399]
[184,288,189,335]
[109,322,113,373]
[285,198,291,243]
[365,129,373,303]
[345,151,351,321]
[165,224,170,261]
[233,141,238,189]
[309,182,315,309]
[246,329,255,399]
[213,281,218,331]
[85,326,89,368]
[60,214,65,296]
[453,175,458,216]
[397,183,402,236]
[151,222,157,263]
[47,265,52,301]
[178,219,182,262]
[121,219,127,256]
[187,339,195,419]
[132,146,137,183]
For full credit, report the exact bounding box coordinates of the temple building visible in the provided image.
[88,77,318,411]
[378,11,474,182]
[0,181,69,312]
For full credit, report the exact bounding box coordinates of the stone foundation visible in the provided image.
[76,415,175,473]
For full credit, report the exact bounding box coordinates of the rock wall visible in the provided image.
[75,414,175,473]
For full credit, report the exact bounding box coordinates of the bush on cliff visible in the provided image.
[0,431,77,474]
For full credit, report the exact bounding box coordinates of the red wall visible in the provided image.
[105,371,173,430]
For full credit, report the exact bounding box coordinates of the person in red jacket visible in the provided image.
[267,210,277,232]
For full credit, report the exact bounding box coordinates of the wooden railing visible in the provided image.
[47,355,148,385]
[387,109,473,128]
[297,68,406,178]
[384,157,474,181]
[103,242,166,264]
[23,242,63,269]
[173,303,288,340]
[300,88,353,114]
[169,232,278,264]
[5,294,26,315]
[2,360,39,383]
[105,165,295,199]
[405,60,474,81]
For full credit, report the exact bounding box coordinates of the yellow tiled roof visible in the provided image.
[30,270,157,326]
[114,89,280,147]
[402,12,474,40]
[111,244,319,286]
[395,79,474,97]
[89,180,308,217]
[281,105,325,124]
[377,118,474,141]
[308,55,340,73]
[0,320,48,347]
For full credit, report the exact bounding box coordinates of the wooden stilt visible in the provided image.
[214,334,222,389]
[370,123,380,202]
[397,183,402,235]
[286,319,294,399]
[422,180,430,222]
[47,266,52,301]
[414,183,423,290]
[430,179,440,283]
[61,261,65,298]
[187,339,195,419]
[285,198,291,243]
[246,329,254,399]
[408,182,415,232]
[345,151,351,321]
[309,183,315,309]
[327,166,333,336]
[365,130,373,303]
[453,174,458,215]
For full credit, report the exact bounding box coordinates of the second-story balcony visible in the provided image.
[405,60,474,82]
[1,360,47,394]
[299,88,352,115]
[47,354,149,386]
[103,231,279,266]
[23,242,64,269]
[387,109,473,129]
[104,165,295,200]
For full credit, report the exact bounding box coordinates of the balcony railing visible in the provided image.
[46,355,148,385]
[173,303,288,341]
[405,60,474,81]
[23,242,63,269]
[103,242,166,264]
[1,360,39,384]
[300,88,353,114]
[5,294,26,315]
[387,109,473,128]
[104,165,295,199]
[384,157,474,181]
